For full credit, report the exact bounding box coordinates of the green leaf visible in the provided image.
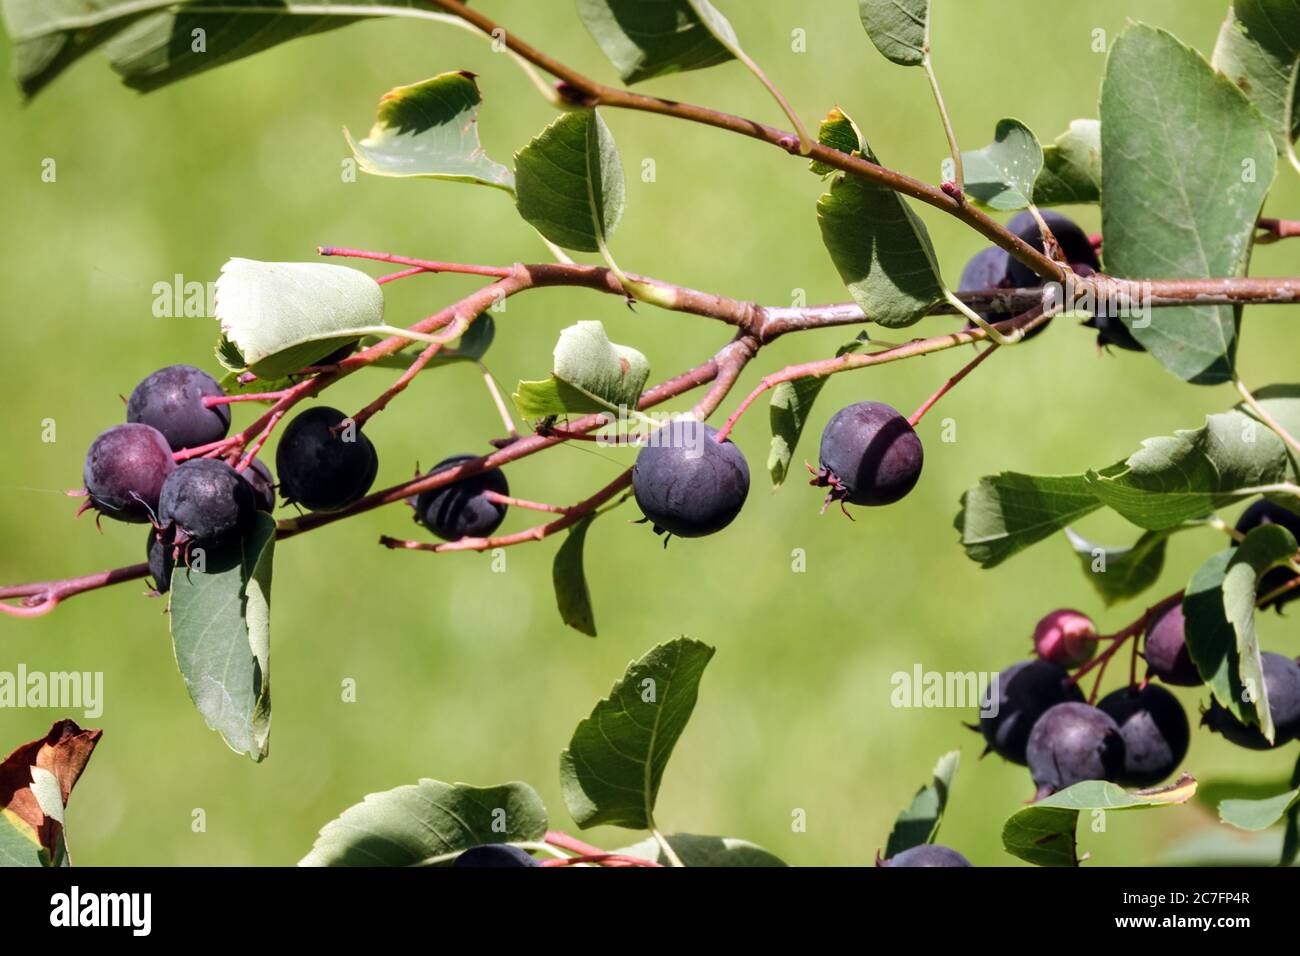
[884,750,960,858]
[344,71,514,192]
[454,314,496,362]
[168,513,275,762]
[214,259,386,378]
[615,833,787,866]
[1100,23,1276,384]
[960,118,1044,211]
[767,333,868,486]
[814,107,946,327]
[1220,787,1300,830]
[560,637,715,830]
[513,320,649,418]
[1217,1,1300,160]
[553,514,598,637]
[1002,775,1197,866]
[1032,119,1101,206]
[299,779,548,866]
[515,109,625,253]
[1065,526,1179,607]
[955,472,1102,568]
[1185,549,1262,736]
[857,0,930,67]
[575,0,735,84]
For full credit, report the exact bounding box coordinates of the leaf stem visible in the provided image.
[1235,377,1300,458]
[922,56,962,191]
[650,826,685,868]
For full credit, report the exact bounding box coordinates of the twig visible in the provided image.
[908,344,998,427]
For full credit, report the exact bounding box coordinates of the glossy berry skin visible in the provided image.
[958,246,1011,319]
[882,844,971,867]
[1234,500,1300,611]
[276,406,378,512]
[158,459,256,548]
[415,456,509,541]
[126,365,230,452]
[816,402,923,508]
[1032,609,1098,669]
[1004,211,1100,289]
[1143,603,1202,687]
[979,660,1085,765]
[1202,652,1300,750]
[632,420,750,538]
[453,844,539,868]
[147,530,174,595]
[1097,684,1190,788]
[242,459,277,513]
[1026,702,1126,797]
[83,423,176,524]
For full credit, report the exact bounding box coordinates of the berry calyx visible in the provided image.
[126,364,231,452]
[814,401,923,511]
[1201,652,1300,750]
[414,455,510,541]
[453,844,539,867]
[880,844,971,867]
[978,660,1085,765]
[1233,500,1300,611]
[1026,701,1126,798]
[1142,603,1202,687]
[1097,684,1190,788]
[1032,609,1098,669]
[632,420,750,539]
[83,423,176,524]
[275,406,379,513]
[158,458,256,551]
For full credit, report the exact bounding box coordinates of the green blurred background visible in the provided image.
[2,1,1298,867]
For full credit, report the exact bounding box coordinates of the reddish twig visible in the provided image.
[539,853,663,868]
[0,563,151,618]
[319,245,514,278]
[1256,218,1300,243]
[908,343,999,427]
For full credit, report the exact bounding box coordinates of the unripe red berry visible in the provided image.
[1032,609,1098,669]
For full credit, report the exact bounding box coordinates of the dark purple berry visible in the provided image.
[83,423,176,524]
[881,844,971,867]
[241,458,277,513]
[815,402,922,510]
[959,245,1053,341]
[313,340,360,367]
[126,364,230,452]
[158,458,256,549]
[1005,211,1100,289]
[1202,652,1300,750]
[147,529,174,594]
[414,455,509,541]
[1084,312,1146,352]
[276,406,378,512]
[1026,701,1126,797]
[1143,603,1202,687]
[1097,684,1189,788]
[453,844,539,867]
[1234,500,1300,611]
[979,660,1085,765]
[632,420,750,538]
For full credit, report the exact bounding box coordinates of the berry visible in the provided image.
[1202,652,1300,750]
[414,456,509,541]
[453,844,539,867]
[1032,609,1098,669]
[314,340,360,366]
[1004,211,1100,289]
[958,245,1051,341]
[632,420,750,538]
[979,660,1085,765]
[242,459,277,513]
[83,423,176,524]
[126,364,230,452]
[147,529,174,594]
[881,844,971,867]
[158,459,256,549]
[1142,603,1202,687]
[1084,312,1146,352]
[1097,684,1190,788]
[1234,500,1300,611]
[814,402,923,510]
[1026,701,1126,797]
[276,406,378,512]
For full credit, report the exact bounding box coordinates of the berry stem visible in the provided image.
[478,363,518,439]
[351,337,448,427]
[908,343,998,427]
[204,391,290,407]
[1234,377,1300,458]
[318,245,514,278]
[481,491,573,515]
[0,563,150,618]
[538,853,663,868]
[1068,591,1183,691]
[375,266,430,285]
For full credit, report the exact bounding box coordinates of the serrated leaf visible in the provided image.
[814,107,946,327]
[560,637,715,830]
[1100,23,1276,384]
[858,0,930,67]
[961,118,1043,211]
[615,833,787,866]
[576,0,735,84]
[1065,526,1178,606]
[1185,549,1261,735]
[299,779,547,866]
[1213,2,1300,157]
[515,110,625,253]
[168,514,275,762]
[885,750,960,858]
[215,259,386,378]
[1032,119,1102,205]
[1002,775,1197,866]
[553,514,598,637]
[344,71,514,192]
[956,473,1102,568]
[513,321,649,418]
[768,333,867,485]
[0,720,100,868]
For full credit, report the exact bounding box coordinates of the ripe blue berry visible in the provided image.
[1004,211,1099,289]
[276,406,378,512]
[814,402,922,510]
[1234,500,1300,611]
[881,844,971,867]
[126,365,230,452]
[1084,311,1146,352]
[1026,701,1126,797]
[241,458,277,513]
[958,246,1011,319]
[414,455,509,541]
[632,420,750,538]
[1143,603,1202,687]
[1202,652,1300,750]
[979,660,1085,765]
[158,459,256,549]
[83,423,176,524]
[454,844,539,867]
[1097,684,1189,787]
